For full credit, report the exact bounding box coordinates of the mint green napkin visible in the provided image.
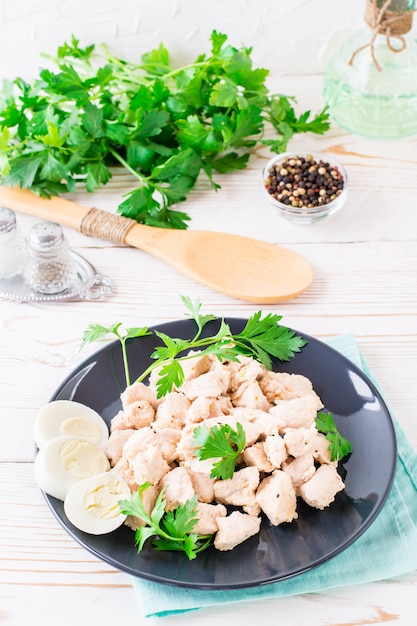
[131,334,417,618]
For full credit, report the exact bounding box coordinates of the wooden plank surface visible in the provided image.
[1,72,417,625]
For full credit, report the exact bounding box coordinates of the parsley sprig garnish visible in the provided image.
[118,483,212,560]
[315,411,353,462]
[81,295,307,395]
[80,323,150,387]
[0,32,329,228]
[193,422,246,480]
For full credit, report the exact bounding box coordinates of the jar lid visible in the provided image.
[0,207,17,234]
[27,221,65,252]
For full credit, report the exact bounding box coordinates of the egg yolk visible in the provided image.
[59,439,109,479]
[84,476,129,520]
[59,416,102,443]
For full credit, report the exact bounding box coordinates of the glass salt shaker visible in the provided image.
[23,221,77,294]
[0,207,24,279]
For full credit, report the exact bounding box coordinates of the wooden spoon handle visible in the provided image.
[0,186,314,303]
[0,186,134,239]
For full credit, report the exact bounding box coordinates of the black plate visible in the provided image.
[44,318,397,589]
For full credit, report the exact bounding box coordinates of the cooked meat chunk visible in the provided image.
[251,410,282,436]
[256,470,298,526]
[243,442,274,473]
[242,502,261,516]
[120,381,158,409]
[112,456,138,492]
[183,455,218,477]
[260,372,323,409]
[176,423,202,462]
[232,380,270,411]
[264,434,287,469]
[269,395,318,432]
[130,445,170,486]
[180,351,212,381]
[187,395,233,423]
[154,392,191,428]
[308,430,336,465]
[153,427,182,463]
[104,429,135,466]
[193,502,227,535]
[159,466,195,510]
[298,464,344,509]
[214,511,261,551]
[282,453,316,488]
[181,369,231,401]
[110,400,155,431]
[188,470,215,503]
[214,466,260,508]
[227,356,267,392]
[283,426,313,458]
[121,426,156,460]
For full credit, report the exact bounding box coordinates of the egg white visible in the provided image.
[34,436,110,501]
[64,472,131,535]
[33,400,109,448]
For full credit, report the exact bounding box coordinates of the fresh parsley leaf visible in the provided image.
[154,359,185,398]
[231,311,307,369]
[2,154,45,188]
[181,295,217,337]
[80,322,120,348]
[193,422,246,479]
[263,95,331,154]
[209,152,250,174]
[315,411,353,462]
[160,495,200,537]
[82,102,105,139]
[118,485,212,560]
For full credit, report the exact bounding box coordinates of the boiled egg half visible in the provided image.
[34,400,109,449]
[34,435,110,501]
[64,471,131,535]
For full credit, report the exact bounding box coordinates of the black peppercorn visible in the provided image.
[264,154,345,209]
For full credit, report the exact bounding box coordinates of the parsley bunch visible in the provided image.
[0,32,329,229]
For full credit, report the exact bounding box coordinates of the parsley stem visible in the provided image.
[112,326,131,387]
[120,338,131,387]
[159,60,211,81]
[107,146,147,183]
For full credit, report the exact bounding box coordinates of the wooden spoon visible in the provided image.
[0,186,313,303]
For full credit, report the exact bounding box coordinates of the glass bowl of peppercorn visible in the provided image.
[261,152,348,224]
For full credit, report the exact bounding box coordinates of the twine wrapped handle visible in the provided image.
[80,207,137,244]
[349,0,416,71]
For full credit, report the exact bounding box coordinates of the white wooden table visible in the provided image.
[1,74,417,625]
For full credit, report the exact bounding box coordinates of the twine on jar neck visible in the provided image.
[349,0,416,71]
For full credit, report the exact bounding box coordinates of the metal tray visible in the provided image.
[0,251,112,302]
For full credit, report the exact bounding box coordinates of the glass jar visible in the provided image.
[323,0,417,138]
[23,221,77,294]
[0,207,24,279]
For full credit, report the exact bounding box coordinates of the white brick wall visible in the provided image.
[0,0,365,80]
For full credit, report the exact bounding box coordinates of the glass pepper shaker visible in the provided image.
[0,207,24,279]
[23,221,77,294]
